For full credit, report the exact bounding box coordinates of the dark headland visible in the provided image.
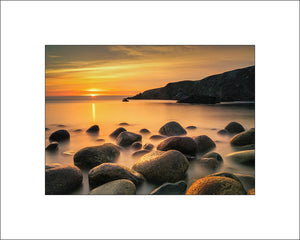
[126,65,255,104]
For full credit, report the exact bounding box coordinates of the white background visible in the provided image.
[1,1,299,239]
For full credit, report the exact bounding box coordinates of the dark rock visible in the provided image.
[177,95,219,104]
[225,122,245,134]
[208,172,241,184]
[131,141,142,150]
[217,129,229,135]
[194,135,216,154]
[226,150,255,166]
[150,181,187,195]
[132,150,189,184]
[247,188,255,195]
[116,131,142,148]
[46,143,59,152]
[119,122,129,126]
[45,166,83,194]
[88,163,145,189]
[159,121,187,136]
[186,176,246,195]
[230,128,255,146]
[140,128,151,134]
[201,152,223,163]
[74,143,120,169]
[49,129,70,142]
[150,135,166,140]
[186,126,197,130]
[45,163,61,169]
[157,136,197,155]
[86,125,99,134]
[196,157,220,170]
[143,143,154,151]
[122,98,129,102]
[109,127,126,139]
[132,150,150,158]
[45,128,50,131]
[96,138,105,142]
[89,179,136,195]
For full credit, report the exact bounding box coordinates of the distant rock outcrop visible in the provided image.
[127,66,255,103]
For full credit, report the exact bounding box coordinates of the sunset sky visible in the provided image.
[45,45,254,96]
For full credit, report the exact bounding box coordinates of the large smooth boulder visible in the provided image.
[132,150,189,184]
[86,125,99,134]
[49,130,70,142]
[45,166,83,194]
[150,181,187,195]
[109,127,126,139]
[226,150,255,166]
[230,128,255,146]
[159,121,187,136]
[157,136,197,155]
[225,122,245,134]
[201,152,223,163]
[74,143,120,169]
[186,176,246,195]
[89,179,136,195]
[116,131,142,147]
[88,163,145,189]
[194,135,216,154]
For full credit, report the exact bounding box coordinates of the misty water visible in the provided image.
[45,96,255,194]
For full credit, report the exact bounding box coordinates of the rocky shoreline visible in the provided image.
[45,121,255,195]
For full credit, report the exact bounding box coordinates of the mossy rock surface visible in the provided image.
[89,179,136,195]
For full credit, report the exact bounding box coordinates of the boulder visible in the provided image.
[186,176,246,195]
[143,143,154,151]
[116,131,142,148]
[132,150,150,159]
[230,128,255,146]
[45,166,83,194]
[201,152,223,163]
[186,126,197,130]
[119,122,129,126]
[89,179,136,195]
[46,143,59,152]
[159,121,187,136]
[217,129,229,135]
[95,138,105,142]
[150,181,187,195]
[140,128,150,134]
[194,135,216,154]
[109,127,126,139]
[226,150,255,166]
[157,136,197,155]
[88,163,145,189]
[131,141,142,150]
[196,157,220,170]
[49,129,70,142]
[247,188,255,195]
[150,135,167,140]
[74,143,120,169]
[86,125,99,134]
[132,150,189,184]
[225,122,245,134]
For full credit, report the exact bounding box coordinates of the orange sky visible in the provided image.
[45,45,254,96]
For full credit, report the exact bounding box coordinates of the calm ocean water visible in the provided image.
[45,96,255,194]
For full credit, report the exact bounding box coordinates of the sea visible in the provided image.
[45,95,255,194]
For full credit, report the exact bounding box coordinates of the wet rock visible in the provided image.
[201,152,223,163]
[247,188,255,195]
[49,129,70,142]
[109,127,126,139]
[230,128,255,146]
[116,131,142,148]
[143,143,154,151]
[88,163,145,189]
[45,163,61,169]
[157,136,197,155]
[131,141,142,150]
[225,122,245,134]
[86,125,99,134]
[159,121,187,136]
[217,129,229,135]
[186,176,246,195]
[132,150,150,158]
[46,143,59,152]
[140,128,151,134]
[226,150,255,166]
[89,179,136,195]
[196,157,220,170]
[74,143,120,169]
[150,135,167,140]
[186,126,197,130]
[194,135,216,154]
[119,122,129,126]
[150,181,187,195]
[45,166,83,195]
[132,150,189,184]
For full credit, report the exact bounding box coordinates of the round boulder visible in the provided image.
[225,122,245,134]
[201,152,223,163]
[131,141,142,150]
[230,128,255,146]
[143,143,154,151]
[132,150,189,184]
[89,179,136,195]
[109,127,126,139]
[159,121,187,136]
[49,129,70,142]
[88,163,145,189]
[116,131,142,148]
[45,166,83,194]
[46,143,59,152]
[74,143,120,169]
[186,176,246,195]
[226,150,255,166]
[186,126,197,130]
[217,129,229,135]
[119,122,129,126]
[157,136,197,156]
[140,128,150,134]
[150,181,187,195]
[86,125,99,134]
[194,135,216,154]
